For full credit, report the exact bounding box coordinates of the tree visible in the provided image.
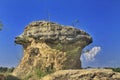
[0,21,3,31]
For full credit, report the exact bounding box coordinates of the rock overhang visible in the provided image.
[15,21,92,45]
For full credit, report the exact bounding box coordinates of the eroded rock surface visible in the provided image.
[41,69,120,80]
[13,21,92,78]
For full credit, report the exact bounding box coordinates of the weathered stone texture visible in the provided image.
[13,21,92,78]
[41,69,120,80]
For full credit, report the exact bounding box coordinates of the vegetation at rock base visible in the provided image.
[112,68,120,72]
[0,67,14,73]
[35,69,47,78]
[0,67,20,80]
[0,66,120,80]
[22,68,55,80]
[5,75,20,80]
[35,68,54,79]
[23,74,33,80]
[104,67,120,72]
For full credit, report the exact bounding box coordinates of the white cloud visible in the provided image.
[82,46,101,61]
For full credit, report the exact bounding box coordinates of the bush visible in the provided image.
[35,69,47,78]
[0,67,14,73]
[0,67,8,72]
[104,67,120,73]
[35,68,54,79]
[7,67,14,73]
[23,74,33,80]
[112,68,120,72]
[6,75,20,80]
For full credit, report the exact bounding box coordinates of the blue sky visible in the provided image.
[0,0,120,68]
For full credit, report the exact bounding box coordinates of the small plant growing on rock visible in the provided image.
[35,69,47,78]
[35,68,54,79]
[23,74,33,80]
[56,43,63,50]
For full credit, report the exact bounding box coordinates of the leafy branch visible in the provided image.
[0,21,3,31]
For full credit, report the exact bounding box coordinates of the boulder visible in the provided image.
[41,69,120,80]
[13,21,92,78]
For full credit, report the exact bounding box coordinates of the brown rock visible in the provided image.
[41,69,120,80]
[13,21,92,78]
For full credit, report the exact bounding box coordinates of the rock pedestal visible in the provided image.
[13,21,92,78]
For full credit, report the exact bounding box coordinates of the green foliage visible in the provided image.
[6,75,20,80]
[111,68,120,72]
[7,67,14,73]
[23,74,33,80]
[0,67,14,73]
[104,67,120,73]
[56,43,63,50]
[0,27,2,30]
[106,67,120,72]
[66,47,80,55]
[35,68,54,79]
[22,68,54,80]
[0,67,7,72]
[35,69,47,78]
[0,21,3,31]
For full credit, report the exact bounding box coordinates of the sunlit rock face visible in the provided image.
[13,21,92,78]
[41,69,120,80]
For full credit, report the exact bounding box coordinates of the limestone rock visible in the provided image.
[13,21,92,78]
[41,69,120,80]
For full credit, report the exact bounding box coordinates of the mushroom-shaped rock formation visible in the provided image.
[13,21,92,78]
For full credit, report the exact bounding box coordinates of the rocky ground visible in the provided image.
[1,69,120,80]
[41,69,120,80]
